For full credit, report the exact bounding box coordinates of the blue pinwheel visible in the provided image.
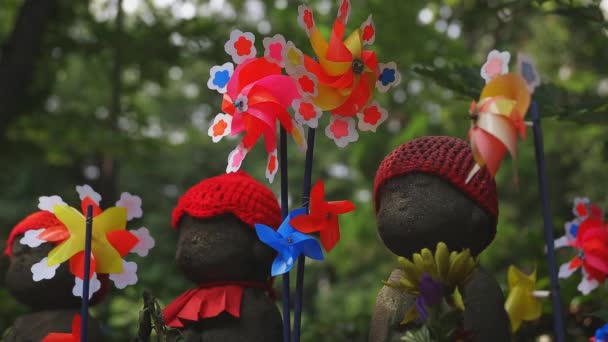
[255,208,324,276]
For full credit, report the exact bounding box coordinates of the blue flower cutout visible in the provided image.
[521,62,537,85]
[569,222,579,238]
[255,208,324,276]
[376,61,401,93]
[207,62,234,94]
[593,323,608,342]
[516,53,540,93]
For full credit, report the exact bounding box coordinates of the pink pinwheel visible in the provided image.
[208,31,307,183]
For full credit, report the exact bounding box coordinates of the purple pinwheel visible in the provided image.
[255,208,324,276]
[415,273,443,321]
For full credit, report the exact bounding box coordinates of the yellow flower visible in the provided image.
[505,265,542,332]
[384,242,478,324]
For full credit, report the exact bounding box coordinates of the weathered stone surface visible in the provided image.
[369,269,415,342]
[175,214,275,283]
[167,288,282,342]
[3,309,104,342]
[376,174,493,259]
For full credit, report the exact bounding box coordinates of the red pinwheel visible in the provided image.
[289,179,355,252]
[42,314,80,342]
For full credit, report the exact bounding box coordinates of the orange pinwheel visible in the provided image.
[466,73,531,183]
[295,1,381,116]
[289,179,355,252]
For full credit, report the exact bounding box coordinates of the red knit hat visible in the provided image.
[4,211,63,257]
[172,171,282,230]
[374,136,498,222]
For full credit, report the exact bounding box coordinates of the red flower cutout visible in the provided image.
[363,106,382,125]
[337,0,350,23]
[330,119,349,139]
[304,10,314,30]
[42,314,81,342]
[234,36,253,56]
[299,102,318,121]
[290,180,355,252]
[298,74,316,94]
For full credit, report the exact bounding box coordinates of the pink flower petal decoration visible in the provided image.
[265,149,279,183]
[293,99,322,129]
[263,34,287,67]
[224,30,257,65]
[109,260,138,289]
[115,192,143,221]
[226,144,248,173]
[130,227,155,257]
[293,70,319,99]
[297,5,316,37]
[481,50,510,84]
[208,113,233,143]
[76,185,102,205]
[283,41,305,76]
[360,14,375,46]
[325,116,359,148]
[356,101,388,132]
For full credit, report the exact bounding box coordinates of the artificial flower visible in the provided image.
[591,323,608,342]
[480,50,510,84]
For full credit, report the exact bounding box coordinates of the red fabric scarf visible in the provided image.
[163,280,274,328]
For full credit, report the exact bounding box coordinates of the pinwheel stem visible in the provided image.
[293,127,316,342]
[81,205,93,342]
[530,101,565,342]
[279,127,291,342]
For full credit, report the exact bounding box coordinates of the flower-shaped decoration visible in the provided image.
[517,53,541,93]
[207,30,307,183]
[466,70,531,183]
[289,179,355,252]
[385,242,478,324]
[42,314,81,342]
[255,208,324,276]
[591,323,608,342]
[480,49,510,84]
[294,0,399,147]
[504,265,544,332]
[555,198,608,295]
[24,185,154,298]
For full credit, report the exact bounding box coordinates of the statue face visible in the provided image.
[175,214,275,283]
[376,173,493,258]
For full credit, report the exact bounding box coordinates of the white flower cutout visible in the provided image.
[297,5,316,37]
[38,195,67,213]
[31,257,60,282]
[130,227,155,257]
[517,53,540,94]
[291,120,308,153]
[283,41,305,76]
[293,99,322,129]
[558,262,577,279]
[578,270,599,295]
[263,34,287,67]
[481,50,510,84]
[115,192,143,221]
[73,273,101,299]
[224,30,256,65]
[360,15,375,46]
[227,144,249,173]
[325,116,359,148]
[76,184,102,205]
[357,101,388,132]
[337,0,351,24]
[376,62,401,93]
[207,62,234,94]
[109,260,138,289]
[265,149,279,184]
[208,113,233,143]
[20,229,47,248]
[573,197,591,218]
[293,70,318,99]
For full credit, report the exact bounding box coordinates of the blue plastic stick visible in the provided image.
[279,127,291,342]
[80,205,93,342]
[293,127,316,342]
[530,101,565,342]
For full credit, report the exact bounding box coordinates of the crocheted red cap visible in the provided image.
[373,135,498,222]
[172,171,282,230]
[4,211,63,257]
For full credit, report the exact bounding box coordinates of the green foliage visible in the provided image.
[1,0,608,341]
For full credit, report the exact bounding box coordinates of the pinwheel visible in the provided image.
[289,179,355,252]
[591,323,608,342]
[290,0,400,147]
[504,266,544,332]
[207,30,307,183]
[555,199,608,295]
[466,72,531,183]
[21,185,154,298]
[42,314,81,342]
[255,208,324,276]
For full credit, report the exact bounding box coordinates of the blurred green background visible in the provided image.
[1,0,608,341]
